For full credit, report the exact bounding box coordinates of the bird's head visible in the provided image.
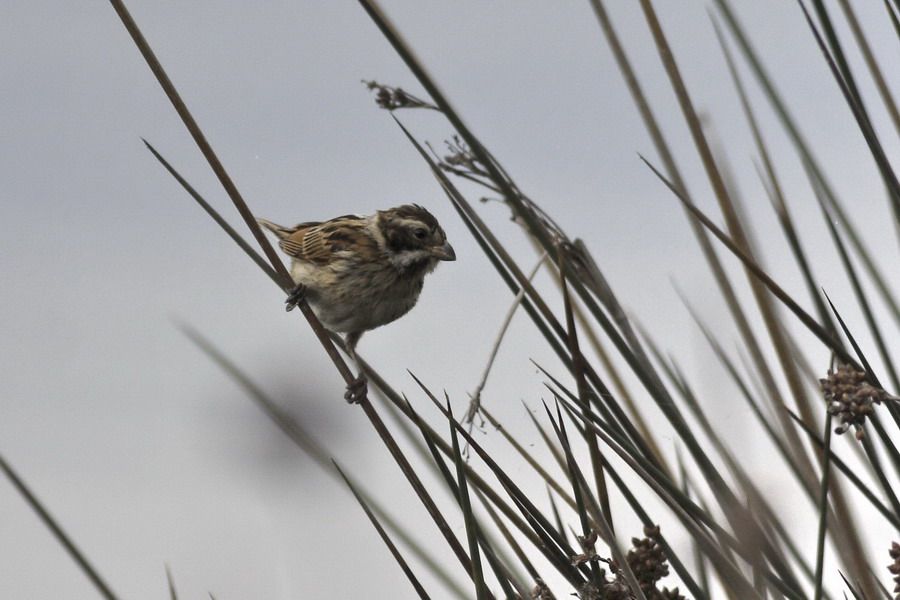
[376,204,455,272]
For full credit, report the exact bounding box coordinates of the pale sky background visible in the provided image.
[2,1,899,598]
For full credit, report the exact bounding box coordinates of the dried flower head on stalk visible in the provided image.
[362,80,439,111]
[530,578,554,600]
[569,526,687,599]
[626,525,688,600]
[820,364,890,440]
[571,530,600,567]
[440,135,491,178]
[889,542,900,599]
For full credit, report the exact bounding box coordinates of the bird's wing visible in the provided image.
[277,215,376,265]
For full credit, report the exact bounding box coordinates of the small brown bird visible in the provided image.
[259,204,455,402]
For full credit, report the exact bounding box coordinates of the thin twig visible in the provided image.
[465,251,548,423]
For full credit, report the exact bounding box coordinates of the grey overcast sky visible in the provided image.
[2,1,898,598]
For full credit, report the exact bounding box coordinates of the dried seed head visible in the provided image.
[597,578,630,600]
[820,364,888,440]
[627,526,670,592]
[439,135,488,179]
[571,529,600,566]
[361,80,438,111]
[569,527,689,599]
[659,587,689,600]
[889,542,900,598]
[530,578,554,600]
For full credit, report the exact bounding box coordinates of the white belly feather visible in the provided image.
[290,258,426,334]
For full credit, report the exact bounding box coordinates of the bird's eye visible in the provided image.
[413,228,428,240]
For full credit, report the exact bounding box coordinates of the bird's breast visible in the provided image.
[291,258,426,334]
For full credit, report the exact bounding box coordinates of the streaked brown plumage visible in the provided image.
[259,204,454,401]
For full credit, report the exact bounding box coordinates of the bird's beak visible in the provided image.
[431,242,456,261]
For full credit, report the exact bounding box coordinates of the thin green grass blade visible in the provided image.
[669,299,816,494]
[179,325,470,599]
[480,406,576,510]
[472,486,542,594]
[818,207,900,392]
[839,571,864,599]
[871,568,893,599]
[409,375,588,588]
[0,453,120,600]
[714,0,900,328]
[651,323,825,592]
[393,118,655,459]
[557,250,613,534]
[546,486,569,550]
[553,398,774,599]
[641,156,857,367]
[524,400,571,478]
[391,118,577,386]
[543,404,606,590]
[712,19,838,338]
[571,301,667,467]
[677,456,711,599]
[142,140,278,283]
[542,321,801,594]
[799,0,900,228]
[550,369,810,598]
[641,1,830,500]
[107,0,290,282]
[823,295,900,486]
[546,403,646,600]
[354,358,551,560]
[607,461,709,600]
[788,409,900,529]
[447,402,490,600]
[401,399,526,599]
[836,0,900,138]
[859,429,900,523]
[114,0,371,413]
[885,0,900,44]
[661,359,807,595]
[357,0,559,257]
[543,378,793,596]
[165,565,178,600]
[817,205,900,450]
[333,461,433,600]
[592,0,815,489]
[814,414,834,600]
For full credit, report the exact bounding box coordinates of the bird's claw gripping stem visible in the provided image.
[285,284,306,312]
[344,374,368,404]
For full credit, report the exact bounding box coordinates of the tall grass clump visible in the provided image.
[7,1,900,598]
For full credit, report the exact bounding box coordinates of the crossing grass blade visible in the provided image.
[334,462,433,600]
[0,453,120,600]
[814,414,834,600]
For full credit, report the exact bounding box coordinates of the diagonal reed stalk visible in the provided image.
[0,453,120,600]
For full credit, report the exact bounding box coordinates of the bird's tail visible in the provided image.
[257,218,292,239]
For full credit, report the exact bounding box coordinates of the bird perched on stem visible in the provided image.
[259,204,455,402]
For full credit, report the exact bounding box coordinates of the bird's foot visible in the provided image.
[284,284,307,312]
[344,374,368,404]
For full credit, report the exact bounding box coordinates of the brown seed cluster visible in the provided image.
[820,364,888,440]
[626,526,687,600]
[628,525,669,591]
[362,80,438,111]
[889,542,900,599]
[572,530,600,567]
[530,578,554,599]
[569,526,688,600]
